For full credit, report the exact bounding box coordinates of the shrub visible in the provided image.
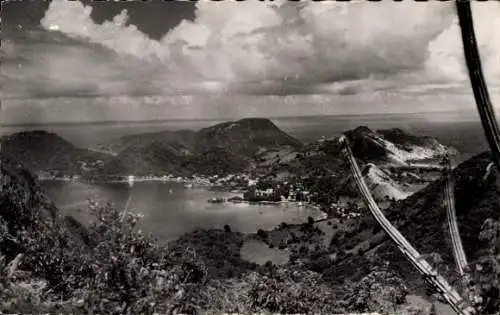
[257,229,268,240]
[307,217,315,225]
[299,245,309,255]
[0,199,209,314]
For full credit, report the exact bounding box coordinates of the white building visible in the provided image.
[248,179,258,186]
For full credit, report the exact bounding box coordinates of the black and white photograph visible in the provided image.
[1,0,499,314]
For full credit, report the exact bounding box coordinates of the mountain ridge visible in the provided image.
[2,120,457,191]
[100,118,304,177]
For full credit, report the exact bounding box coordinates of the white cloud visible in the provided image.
[38,0,499,93]
[1,0,500,123]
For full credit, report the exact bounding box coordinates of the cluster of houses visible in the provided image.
[244,177,364,219]
[327,197,363,219]
[37,171,81,182]
[332,206,362,219]
[245,178,314,203]
[78,160,104,172]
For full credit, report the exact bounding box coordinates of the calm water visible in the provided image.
[4,112,494,241]
[41,181,324,242]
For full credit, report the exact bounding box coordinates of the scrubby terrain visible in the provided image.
[2,125,497,314]
[1,155,437,314]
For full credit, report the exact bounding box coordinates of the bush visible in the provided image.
[307,217,315,225]
[257,229,268,240]
[299,245,309,255]
[246,269,343,314]
[0,199,210,314]
[279,222,288,230]
[224,224,232,233]
[264,261,273,270]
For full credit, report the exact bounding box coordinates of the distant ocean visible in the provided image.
[1,111,491,160]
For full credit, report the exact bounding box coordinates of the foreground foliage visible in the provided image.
[4,158,495,314]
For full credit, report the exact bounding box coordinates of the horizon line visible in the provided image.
[0,109,477,127]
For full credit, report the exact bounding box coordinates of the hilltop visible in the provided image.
[102,118,304,177]
[0,130,111,177]
[195,118,303,157]
[345,126,457,166]
[257,126,456,203]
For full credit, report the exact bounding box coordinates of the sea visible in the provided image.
[1,111,492,242]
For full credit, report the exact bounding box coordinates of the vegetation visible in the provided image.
[102,118,303,177]
[0,131,109,177]
[1,157,424,314]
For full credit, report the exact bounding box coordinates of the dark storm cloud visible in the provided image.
[1,0,195,39]
[79,0,196,40]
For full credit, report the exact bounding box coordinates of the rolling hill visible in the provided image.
[0,130,111,176]
[102,118,304,177]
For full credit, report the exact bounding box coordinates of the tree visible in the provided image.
[429,303,437,315]
[223,224,232,233]
[257,229,268,240]
[307,216,315,226]
[0,199,209,314]
[472,218,500,314]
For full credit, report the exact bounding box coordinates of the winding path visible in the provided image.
[340,135,473,315]
[444,171,468,276]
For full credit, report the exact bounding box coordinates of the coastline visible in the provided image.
[209,198,327,221]
[37,174,213,186]
[37,174,329,222]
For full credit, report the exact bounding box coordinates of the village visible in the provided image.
[37,167,363,220]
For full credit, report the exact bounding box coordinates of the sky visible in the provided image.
[1,0,499,124]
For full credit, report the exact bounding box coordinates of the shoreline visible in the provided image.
[37,175,214,186]
[210,198,326,219]
[37,175,329,222]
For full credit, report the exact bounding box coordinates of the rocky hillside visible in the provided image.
[258,126,455,202]
[346,126,457,166]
